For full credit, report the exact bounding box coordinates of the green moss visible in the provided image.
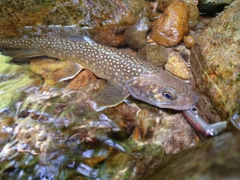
[144,143,165,159]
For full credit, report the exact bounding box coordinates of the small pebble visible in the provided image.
[137,44,168,67]
[165,52,191,79]
[184,36,196,48]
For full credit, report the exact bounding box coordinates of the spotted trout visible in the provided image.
[0,36,197,111]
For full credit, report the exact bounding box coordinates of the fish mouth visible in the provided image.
[155,95,198,111]
[161,104,195,111]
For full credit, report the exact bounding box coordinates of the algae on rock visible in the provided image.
[191,0,240,120]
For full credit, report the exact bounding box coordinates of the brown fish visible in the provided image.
[0,36,197,111]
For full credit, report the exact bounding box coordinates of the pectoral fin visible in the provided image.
[92,83,130,112]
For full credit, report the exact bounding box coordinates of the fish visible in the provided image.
[0,35,197,111]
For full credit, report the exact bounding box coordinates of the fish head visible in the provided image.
[125,73,198,110]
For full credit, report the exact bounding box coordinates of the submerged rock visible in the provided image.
[0,0,147,47]
[151,0,190,47]
[165,52,191,80]
[124,16,151,50]
[191,0,240,120]
[66,70,98,91]
[145,132,240,179]
[30,58,81,86]
[137,44,168,67]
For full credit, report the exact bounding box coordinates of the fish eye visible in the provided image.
[162,92,173,100]
[162,88,177,100]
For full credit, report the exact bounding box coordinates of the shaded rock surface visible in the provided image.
[137,44,168,67]
[145,131,240,179]
[191,0,240,121]
[187,2,200,27]
[124,16,151,50]
[0,0,147,47]
[198,0,235,16]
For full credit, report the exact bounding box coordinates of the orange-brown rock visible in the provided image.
[151,0,190,47]
[157,0,174,12]
[66,70,97,90]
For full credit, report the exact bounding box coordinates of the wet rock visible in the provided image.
[0,0,147,47]
[190,0,240,120]
[30,58,81,86]
[103,152,134,179]
[104,103,198,179]
[157,0,199,27]
[151,0,190,47]
[151,110,197,154]
[148,12,162,21]
[187,1,200,27]
[146,0,161,21]
[137,44,168,67]
[184,35,196,48]
[89,25,127,47]
[66,70,97,91]
[124,17,151,50]
[157,0,175,12]
[145,132,240,179]
[165,52,191,80]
